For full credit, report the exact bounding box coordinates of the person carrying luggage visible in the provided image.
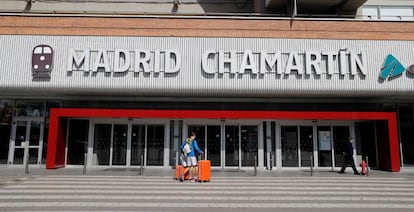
[180,132,203,182]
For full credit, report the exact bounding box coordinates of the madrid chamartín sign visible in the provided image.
[67,48,367,78]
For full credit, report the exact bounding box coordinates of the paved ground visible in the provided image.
[0,167,414,211]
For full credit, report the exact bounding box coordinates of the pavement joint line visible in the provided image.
[1,195,414,202]
[5,185,414,191]
[1,202,414,209]
[1,190,414,196]
[21,181,414,186]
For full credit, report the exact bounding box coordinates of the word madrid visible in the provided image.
[67,49,181,73]
[67,48,367,77]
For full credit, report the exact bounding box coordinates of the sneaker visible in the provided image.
[337,171,345,174]
[190,179,195,182]
[354,172,361,175]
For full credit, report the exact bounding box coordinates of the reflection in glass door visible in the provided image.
[207,126,220,166]
[67,120,89,165]
[333,126,350,167]
[112,124,128,166]
[187,125,221,166]
[281,126,298,167]
[131,125,145,166]
[317,126,332,167]
[187,123,258,168]
[241,126,258,166]
[92,123,165,167]
[225,125,239,167]
[188,125,205,153]
[93,124,111,165]
[12,121,27,165]
[8,119,44,165]
[146,125,164,166]
[300,126,313,167]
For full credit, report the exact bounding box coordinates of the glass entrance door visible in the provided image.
[317,126,332,167]
[280,124,351,169]
[225,125,258,168]
[317,125,351,168]
[8,118,44,165]
[187,125,221,166]
[207,126,221,166]
[188,123,258,168]
[131,125,145,166]
[300,126,313,167]
[241,126,258,166]
[281,126,298,167]
[91,122,165,167]
[225,125,239,167]
[112,124,128,166]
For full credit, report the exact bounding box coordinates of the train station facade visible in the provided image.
[0,2,414,172]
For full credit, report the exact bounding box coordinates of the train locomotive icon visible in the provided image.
[32,45,53,78]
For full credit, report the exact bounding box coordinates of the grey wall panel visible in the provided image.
[0,35,414,98]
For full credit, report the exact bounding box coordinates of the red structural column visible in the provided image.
[46,109,58,169]
[388,113,401,172]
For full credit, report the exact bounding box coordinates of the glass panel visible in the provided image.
[333,126,350,167]
[300,126,313,167]
[112,124,128,166]
[28,148,38,164]
[241,126,258,166]
[207,125,221,166]
[15,121,27,147]
[317,126,332,167]
[67,120,89,165]
[0,100,12,164]
[380,6,414,20]
[13,148,24,165]
[225,125,239,167]
[281,126,298,167]
[29,121,41,146]
[14,101,45,117]
[362,6,379,20]
[0,125,11,164]
[93,124,111,165]
[188,125,205,155]
[131,125,145,166]
[355,122,377,167]
[147,125,164,166]
[0,100,13,125]
[398,104,413,124]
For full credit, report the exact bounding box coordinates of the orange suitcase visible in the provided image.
[175,165,189,181]
[197,160,211,182]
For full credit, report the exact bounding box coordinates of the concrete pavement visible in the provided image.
[0,166,414,211]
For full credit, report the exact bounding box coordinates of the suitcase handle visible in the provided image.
[198,152,205,161]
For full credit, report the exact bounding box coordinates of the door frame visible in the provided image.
[47,109,399,171]
[277,120,353,170]
[8,116,45,166]
[184,119,262,169]
[87,118,168,168]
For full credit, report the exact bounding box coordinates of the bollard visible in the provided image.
[254,154,257,176]
[269,153,273,171]
[140,154,144,176]
[24,142,29,175]
[83,154,87,175]
[366,156,369,176]
[83,142,87,175]
[310,155,313,176]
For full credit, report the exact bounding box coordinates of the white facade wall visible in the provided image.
[0,35,414,98]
